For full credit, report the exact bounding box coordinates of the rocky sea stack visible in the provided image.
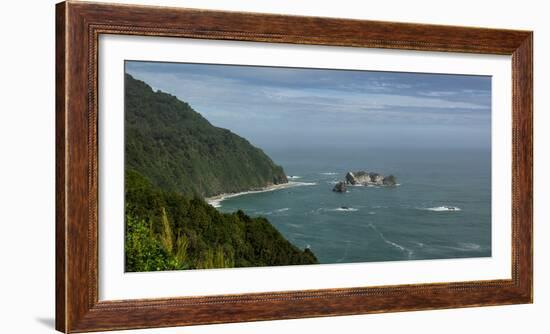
[346,171,397,186]
[332,171,397,193]
[332,181,347,193]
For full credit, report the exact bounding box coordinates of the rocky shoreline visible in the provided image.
[333,171,397,193]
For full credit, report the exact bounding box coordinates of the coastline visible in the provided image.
[206,181,316,208]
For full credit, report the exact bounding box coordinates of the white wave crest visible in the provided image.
[294,182,317,186]
[320,172,338,175]
[457,242,481,251]
[423,206,461,212]
[333,207,358,212]
[287,175,302,179]
[440,242,483,252]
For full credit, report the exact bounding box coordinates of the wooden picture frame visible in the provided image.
[56,1,533,332]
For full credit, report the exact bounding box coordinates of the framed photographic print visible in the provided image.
[56,1,533,332]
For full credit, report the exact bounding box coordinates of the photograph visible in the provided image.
[124,61,492,272]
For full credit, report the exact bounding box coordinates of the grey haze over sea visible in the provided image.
[126,60,492,264]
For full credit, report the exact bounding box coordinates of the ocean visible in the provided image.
[214,147,491,264]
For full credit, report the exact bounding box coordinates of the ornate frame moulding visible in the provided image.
[56,1,532,332]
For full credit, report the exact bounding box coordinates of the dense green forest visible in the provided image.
[125,170,318,271]
[125,74,287,198]
[124,73,318,271]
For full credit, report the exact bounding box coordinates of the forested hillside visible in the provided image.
[125,74,287,198]
[124,73,317,271]
[125,170,318,272]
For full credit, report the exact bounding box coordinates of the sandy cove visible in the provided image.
[205,181,316,208]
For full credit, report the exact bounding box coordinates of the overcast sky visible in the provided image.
[125,61,491,150]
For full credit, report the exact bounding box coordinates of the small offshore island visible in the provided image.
[333,171,397,193]
[124,74,318,272]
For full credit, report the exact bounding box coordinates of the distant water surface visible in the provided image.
[215,147,491,264]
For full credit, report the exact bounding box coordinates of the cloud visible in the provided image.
[125,61,491,148]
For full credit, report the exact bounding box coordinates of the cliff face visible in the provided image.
[125,74,288,197]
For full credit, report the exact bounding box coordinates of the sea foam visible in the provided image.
[333,207,358,212]
[275,208,290,213]
[369,223,414,258]
[423,206,461,212]
[206,181,315,207]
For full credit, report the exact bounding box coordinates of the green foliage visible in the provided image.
[125,213,172,272]
[159,207,173,253]
[125,74,288,198]
[125,170,318,272]
[173,233,189,268]
[123,74,317,272]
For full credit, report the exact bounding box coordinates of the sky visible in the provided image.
[125,61,491,150]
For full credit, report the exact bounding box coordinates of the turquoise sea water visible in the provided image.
[215,147,491,264]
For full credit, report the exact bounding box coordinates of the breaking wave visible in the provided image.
[319,207,358,212]
[206,181,315,208]
[275,208,290,213]
[333,207,358,212]
[423,206,461,212]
